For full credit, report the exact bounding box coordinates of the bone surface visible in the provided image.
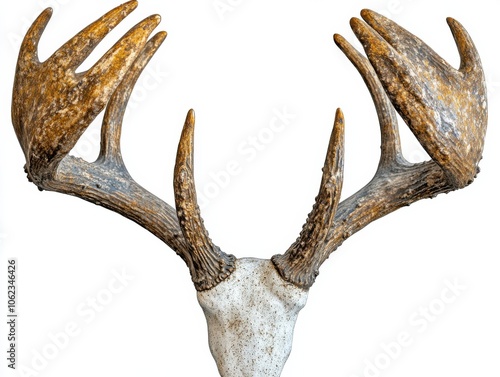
[198,258,308,377]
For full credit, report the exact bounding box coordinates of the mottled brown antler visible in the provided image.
[11,1,234,291]
[272,10,487,289]
[174,111,236,290]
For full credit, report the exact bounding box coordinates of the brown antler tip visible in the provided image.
[186,109,196,124]
[335,108,344,124]
[42,7,53,17]
[360,9,382,22]
[349,17,378,47]
[150,14,162,24]
[333,34,355,57]
[177,109,196,154]
[359,9,370,18]
[139,14,162,31]
[122,0,139,12]
[446,16,482,76]
[349,17,361,30]
[145,31,167,51]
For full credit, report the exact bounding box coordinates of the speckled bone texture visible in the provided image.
[197,258,308,377]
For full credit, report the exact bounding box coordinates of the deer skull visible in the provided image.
[11,2,486,376]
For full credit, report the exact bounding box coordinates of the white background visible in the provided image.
[1,0,499,376]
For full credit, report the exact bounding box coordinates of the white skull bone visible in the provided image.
[197,258,309,377]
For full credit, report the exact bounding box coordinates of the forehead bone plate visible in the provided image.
[198,258,308,377]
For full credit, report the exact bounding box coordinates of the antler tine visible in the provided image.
[447,17,482,75]
[174,111,236,291]
[333,33,406,170]
[12,8,52,149]
[14,7,52,69]
[272,109,345,289]
[97,31,168,170]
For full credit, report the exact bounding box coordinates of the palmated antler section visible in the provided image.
[12,1,159,183]
[351,10,487,188]
[272,110,345,289]
[273,10,487,289]
[174,111,236,291]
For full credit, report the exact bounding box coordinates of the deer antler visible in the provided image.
[12,4,487,376]
[272,9,487,288]
[11,1,234,291]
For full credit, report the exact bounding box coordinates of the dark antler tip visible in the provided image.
[446,17,457,25]
[32,7,53,28]
[360,9,372,19]
[360,9,385,23]
[333,33,343,45]
[446,17,467,34]
[349,17,368,36]
[349,17,361,29]
[360,9,379,25]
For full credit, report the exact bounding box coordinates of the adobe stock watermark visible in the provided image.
[486,72,500,98]
[17,267,134,377]
[350,277,466,377]
[374,0,416,19]
[8,0,73,52]
[211,0,417,24]
[73,63,170,161]
[212,0,244,21]
[197,105,296,209]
